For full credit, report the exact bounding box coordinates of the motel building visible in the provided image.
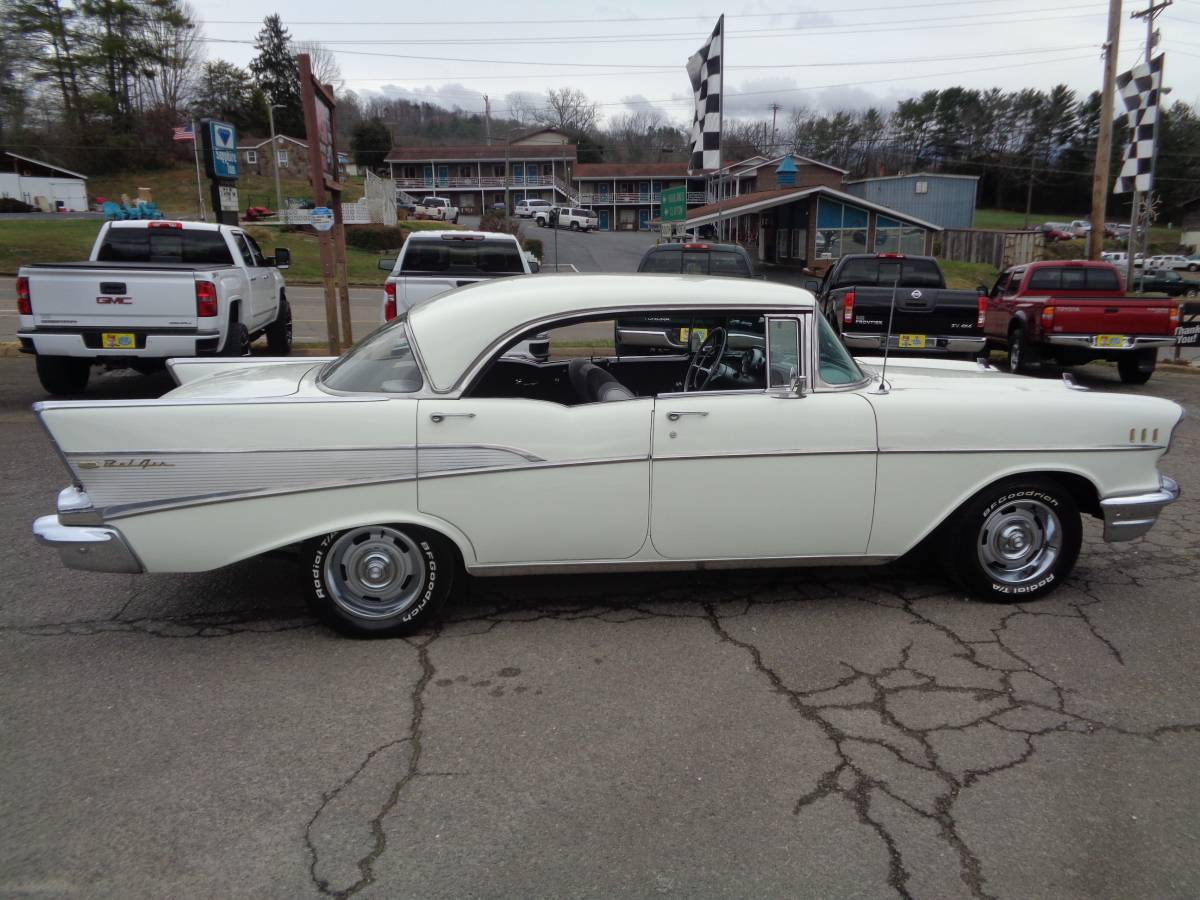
[384,128,578,216]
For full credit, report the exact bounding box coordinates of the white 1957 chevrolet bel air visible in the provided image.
[34,274,1182,636]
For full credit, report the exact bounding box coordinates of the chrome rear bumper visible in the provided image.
[33,515,143,573]
[843,333,987,353]
[1045,334,1176,350]
[1100,475,1181,541]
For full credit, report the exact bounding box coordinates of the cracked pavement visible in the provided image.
[1,358,1198,899]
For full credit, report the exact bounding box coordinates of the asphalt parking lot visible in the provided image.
[2,353,1198,899]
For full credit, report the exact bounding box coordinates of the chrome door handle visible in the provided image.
[666,410,709,421]
[429,413,476,423]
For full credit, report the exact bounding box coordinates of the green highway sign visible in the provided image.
[660,185,687,222]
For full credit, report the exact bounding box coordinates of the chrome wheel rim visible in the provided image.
[1009,334,1021,371]
[324,526,426,620]
[977,498,1062,585]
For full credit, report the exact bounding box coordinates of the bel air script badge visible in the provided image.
[77,458,174,470]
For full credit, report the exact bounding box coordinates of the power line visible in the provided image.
[198,0,1076,27]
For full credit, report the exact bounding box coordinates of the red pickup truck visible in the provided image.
[985,260,1179,384]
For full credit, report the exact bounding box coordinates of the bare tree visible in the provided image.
[536,87,598,134]
[503,91,538,126]
[295,41,343,93]
[141,0,202,113]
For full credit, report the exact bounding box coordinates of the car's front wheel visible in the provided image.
[307,524,456,637]
[937,476,1082,602]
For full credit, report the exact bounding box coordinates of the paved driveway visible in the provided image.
[1,357,1198,898]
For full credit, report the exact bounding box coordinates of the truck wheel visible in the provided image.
[266,298,293,356]
[222,315,250,357]
[1007,325,1039,374]
[937,475,1081,602]
[35,356,90,395]
[1118,349,1156,385]
[306,524,457,637]
[570,221,580,231]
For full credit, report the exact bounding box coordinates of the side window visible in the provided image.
[1005,271,1024,295]
[234,234,260,267]
[990,272,1009,298]
[243,232,267,267]
[767,318,800,388]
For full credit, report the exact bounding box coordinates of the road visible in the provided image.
[1,357,1199,898]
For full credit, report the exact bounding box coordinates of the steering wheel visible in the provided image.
[684,327,728,392]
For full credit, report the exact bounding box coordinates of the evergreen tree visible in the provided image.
[249,14,302,135]
[351,117,392,172]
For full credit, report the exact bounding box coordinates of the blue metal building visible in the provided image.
[843,173,978,230]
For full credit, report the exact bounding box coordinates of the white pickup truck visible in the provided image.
[380,231,531,320]
[16,220,292,394]
[413,196,460,223]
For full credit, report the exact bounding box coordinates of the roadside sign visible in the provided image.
[310,206,335,232]
[217,185,239,213]
[660,185,687,222]
[206,121,239,179]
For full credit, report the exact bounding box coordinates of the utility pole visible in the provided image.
[1124,0,1171,290]
[769,103,781,155]
[484,94,491,146]
[1087,0,1122,260]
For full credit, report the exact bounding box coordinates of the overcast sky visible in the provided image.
[196,0,1200,126]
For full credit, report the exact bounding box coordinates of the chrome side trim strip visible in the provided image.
[420,454,648,480]
[878,445,1166,454]
[467,553,896,577]
[33,395,385,412]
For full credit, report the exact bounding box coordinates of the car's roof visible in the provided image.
[405,229,518,243]
[408,273,815,391]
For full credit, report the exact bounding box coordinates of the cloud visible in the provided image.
[369,83,487,112]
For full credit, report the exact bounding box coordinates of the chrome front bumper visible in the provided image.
[33,486,143,573]
[1100,475,1181,541]
[843,333,987,353]
[1045,334,1177,351]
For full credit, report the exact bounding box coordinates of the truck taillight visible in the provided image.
[843,290,855,327]
[977,295,987,328]
[1041,306,1055,331]
[1169,304,1180,329]
[195,281,218,317]
[384,282,397,321]
[16,276,31,315]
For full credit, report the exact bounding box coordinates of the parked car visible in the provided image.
[1068,219,1092,237]
[537,206,598,231]
[1144,254,1192,271]
[1100,251,1129,266]
[16,220,291,395]
[985,259,1178,384]
[413,196,460,223]
[816,253,986,357]
[515,198,552,218]
[32,274,1183,636]
[615,242,758,354]
[1132,267,1194,297]
[378,230,530,321]
[1185,255,1200,272]
[1041,222,1075,242]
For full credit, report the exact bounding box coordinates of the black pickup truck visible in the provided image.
[815,253,987,356]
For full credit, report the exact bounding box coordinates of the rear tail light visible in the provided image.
[16,276,31,315]
[977,295,987,328]
[1041,306,1055,331]
[843,290,856,327]
[384,282,397,321]
[1169,304,1180,330]
[195,280,218,317]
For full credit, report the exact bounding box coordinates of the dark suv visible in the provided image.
[616,242,757,354]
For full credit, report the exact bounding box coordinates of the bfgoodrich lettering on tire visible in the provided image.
[306,524,456,637]
[936,476,1082,603]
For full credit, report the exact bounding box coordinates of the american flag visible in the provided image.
[172,124,195,143]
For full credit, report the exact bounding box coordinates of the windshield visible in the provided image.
[320,317,424,394]
[817,315,865,385]
[833,257,942,288]
[96,227,234,265]
[400,239,524,275]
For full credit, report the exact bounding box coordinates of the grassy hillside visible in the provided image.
[974,208,1180,247]
[87,165,366,218]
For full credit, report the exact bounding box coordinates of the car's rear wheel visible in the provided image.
[1118,349,1156,385]
[222,318,250,357]
[307,524,456,637]
[1007,325,1039,374]
[35,355,90,395]
[570,221,580,231]
[265,297,292,355]
[937,476,1081,602]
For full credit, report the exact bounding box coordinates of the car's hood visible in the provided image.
[164,360,326,400]
[856,357,1069,393]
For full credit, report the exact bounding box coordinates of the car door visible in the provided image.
[231,231,276,330]
[416,397,653,564]
[649,315,877,560]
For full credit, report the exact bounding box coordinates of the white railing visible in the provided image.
[577,191,709,205]
[280,201,372,225]
[365,172,397,226]
[554,176,579,204]
[394,175,560,190]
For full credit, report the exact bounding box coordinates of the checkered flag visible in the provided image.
[687,16,723,173]
[1113,54,1164,194]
